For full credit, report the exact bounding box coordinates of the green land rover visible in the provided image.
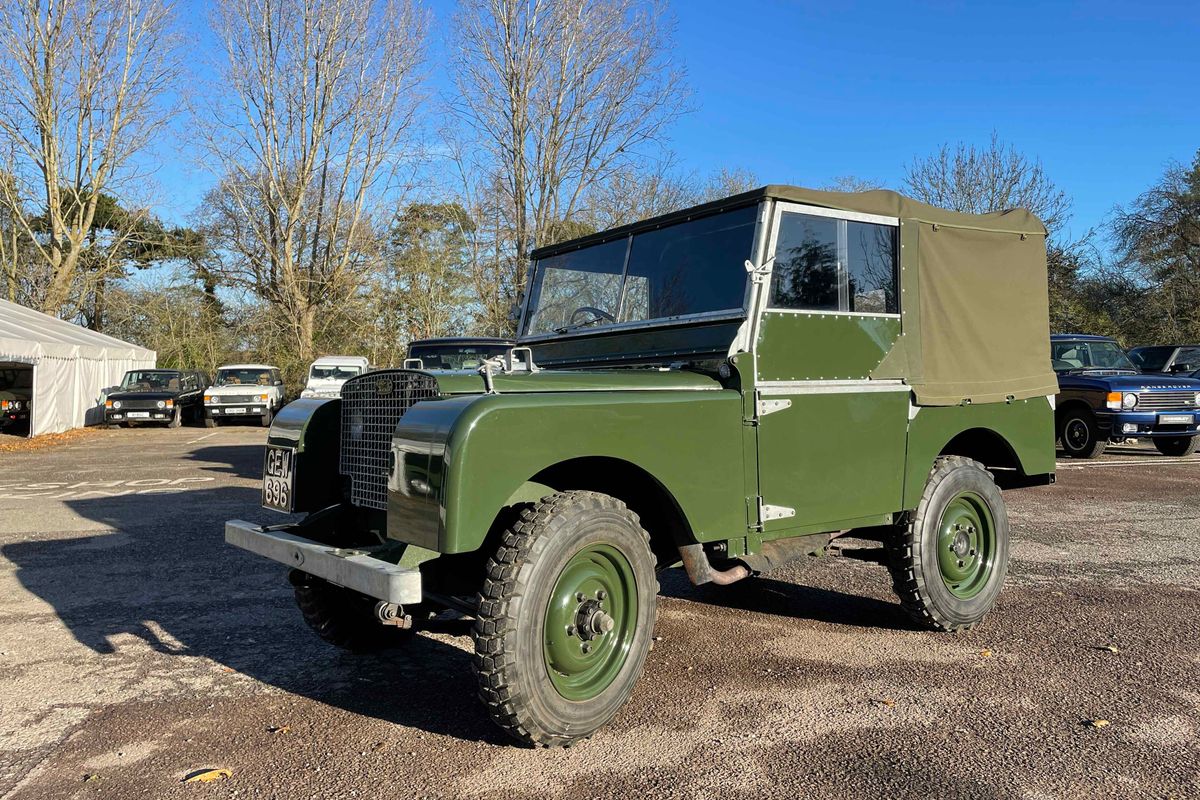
[226,186,1057,747]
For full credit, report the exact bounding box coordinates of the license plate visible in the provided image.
[127,411,150,418]
[226,407,247,414]
[262,446,295,512]
[1159,414,1192,425]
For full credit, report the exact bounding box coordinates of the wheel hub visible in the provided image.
[936,493,995,599]
[543,543,638,701]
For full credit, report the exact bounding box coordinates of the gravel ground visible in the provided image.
[0,427,1197,800]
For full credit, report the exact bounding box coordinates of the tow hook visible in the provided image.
[374,601,413,629]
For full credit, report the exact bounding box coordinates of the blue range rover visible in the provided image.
[1052,334,1200,458]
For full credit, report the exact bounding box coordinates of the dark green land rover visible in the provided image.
[227,186,1057,747]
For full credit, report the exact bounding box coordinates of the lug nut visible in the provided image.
[597,590,607,600]
[957,560,964,568]
[576,592,585,602]
[581,643,591,654]
[566,625,577,637]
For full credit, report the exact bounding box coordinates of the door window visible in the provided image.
[770,210,898,314]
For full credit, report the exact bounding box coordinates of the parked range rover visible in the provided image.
[1127,344,1200,375]
[300,356,370,399]
[0,365,31,432]
[227,185,1058,747]
[403,337,515,370]
[204,364,286,428]
[104,369,209,427]
[1053,334,1200,457]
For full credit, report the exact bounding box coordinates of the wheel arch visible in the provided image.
[523,456,694,569]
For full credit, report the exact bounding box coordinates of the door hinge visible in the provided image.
[756,397,791,417]
[753,495,796,527]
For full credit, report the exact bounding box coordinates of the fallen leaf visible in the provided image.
[979,649,993,658]
[82,773,101,783]
[266,725,290,734]
[1084,719,1110,729]
[182,768,232,784]
[1094,645,1119,654]
[877,697,896,708]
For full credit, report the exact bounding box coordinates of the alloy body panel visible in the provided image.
[755,313,901,381]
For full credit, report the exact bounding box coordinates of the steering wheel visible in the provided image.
[569,306,616,326]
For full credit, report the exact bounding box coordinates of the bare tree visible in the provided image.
[0,0,180,316]
[198,0,427,362]
[823,175,887,193]
[450,0,688,333]
[903,133,1071,232]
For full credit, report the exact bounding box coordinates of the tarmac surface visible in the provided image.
[0,424,1197,799]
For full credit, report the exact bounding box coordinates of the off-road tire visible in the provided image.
[203,415,217,428]
[1154,436,1200,456]
[1059,407,1107,459]
[290,571,413,653]
[473,491,658,748]
[261,407,274,427]
[887,456,1010,632]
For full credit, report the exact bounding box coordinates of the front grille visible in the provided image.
[118,398,168,409]
[214,394,258,404]
[1135,391,1198,411]
[340,370,439,510]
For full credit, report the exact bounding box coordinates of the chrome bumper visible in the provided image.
[224,519,422,604]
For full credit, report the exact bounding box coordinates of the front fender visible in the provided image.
[389,390,746,554]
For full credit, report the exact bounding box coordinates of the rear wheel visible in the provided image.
[887,456,1010,632]
[1154,436,1200,456]
[473,491,658,747]
[1059,407,1107,459]
[290,571,414,652]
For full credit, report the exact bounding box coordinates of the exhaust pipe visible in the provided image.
[678,543,751,586]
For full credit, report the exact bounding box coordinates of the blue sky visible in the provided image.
[160,0,1200,247]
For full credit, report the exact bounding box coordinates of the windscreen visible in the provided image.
[408,343,512,370]
[120,371,181,391]
[523,205,756,336]
[1052,340,1137,372]
[216,368,273,386]
[310,365,362,380]
[0,368,31,391]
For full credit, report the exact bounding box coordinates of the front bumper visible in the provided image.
[225,519,422,604]
[1098,410,1200,438]
[208,404,268,417]
[107,409,172,422]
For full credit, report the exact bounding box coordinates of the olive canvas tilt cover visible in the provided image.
[760,186,1058,407]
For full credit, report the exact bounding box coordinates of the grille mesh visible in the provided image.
[340,370,439,510]
[1135,391,1198,411]
[213,394,259,404]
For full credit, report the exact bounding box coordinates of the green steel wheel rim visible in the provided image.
[543,543,638,701]
[936,490,996,600]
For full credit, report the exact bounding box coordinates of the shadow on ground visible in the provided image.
[186,444,265,479]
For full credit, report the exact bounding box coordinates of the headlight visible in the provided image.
[1122,392,1137,410]
[1194,392,1200,407]
[156,400,166,409]
[112,400,122,410]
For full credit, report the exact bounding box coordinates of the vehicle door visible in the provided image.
[180,372,199,410]
[752,203,909,532]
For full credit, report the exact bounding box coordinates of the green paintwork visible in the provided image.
[756,389,908,531]
[937,491,996,599]
[427,367,723,396]
[903,399,1055,509]
[543,543,637,700]
[756,313,901,381]
[422,389,745,553]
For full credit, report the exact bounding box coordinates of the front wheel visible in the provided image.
[203,415,218,428]
[887,456,1010,632]
[261,407,274,427]
[473,491,658,747]
[1154,436,1200,456]
[1059,408,1107,459]
[290,571,414,652]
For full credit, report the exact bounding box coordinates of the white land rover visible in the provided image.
[299,355,370,399]
[203,364,286,428]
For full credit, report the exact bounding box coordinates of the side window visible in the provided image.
[770,210,898,314]
[182,374,197,391]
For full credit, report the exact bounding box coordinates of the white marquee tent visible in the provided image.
[0,298,155,436]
